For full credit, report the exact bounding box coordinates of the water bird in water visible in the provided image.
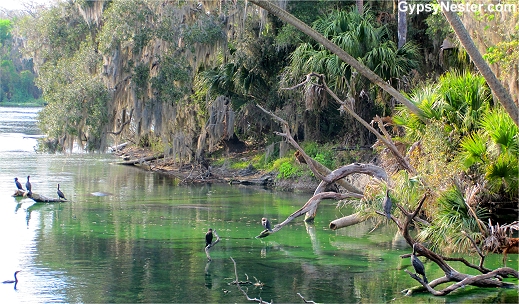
[2,271,21,284]
[26,175,32,196]
[205,228,213,247]
[411,243,428,283]
[261,217,272,232]
[57,184,66,200]
[14,177,23,190]
[382,189,392,219]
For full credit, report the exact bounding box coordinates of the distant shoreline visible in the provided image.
[0,101,46,107]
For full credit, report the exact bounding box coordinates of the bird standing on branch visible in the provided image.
[382,189,392,219]
[25,176,32,196]
[14,178,23,191]
[57,184,66,200]
[262,217,272,232]
[411,243,428,284]
[205,228,213,247]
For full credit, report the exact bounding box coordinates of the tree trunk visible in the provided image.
[397,0,407,49]
[439,0,519,127]
[249,0,424,119]
[356,0,364,15]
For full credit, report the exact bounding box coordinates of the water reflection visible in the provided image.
[0,106,516,303]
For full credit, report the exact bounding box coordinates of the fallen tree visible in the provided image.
[13,190,64,203]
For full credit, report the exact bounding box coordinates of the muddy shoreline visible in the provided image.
[113,146,318,193]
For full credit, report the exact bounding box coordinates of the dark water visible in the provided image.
[0,107,516,303]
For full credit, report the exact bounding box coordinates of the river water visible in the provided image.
[0,106,516,303]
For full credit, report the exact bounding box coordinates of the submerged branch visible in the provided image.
[230,257,271,304]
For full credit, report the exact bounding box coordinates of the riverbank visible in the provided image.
[113,145,320,192]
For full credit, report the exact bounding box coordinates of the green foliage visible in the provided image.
[182,15,224,47]
[37,41,109,151]
[484,40,519,72]
[417,185,488,254]
[133,63,149,100]
[395,71,491,140]
[460,107,518,196]
[437,71,491,133]
[0,19,12,43]
[151,53,191,104]
[285,7,421,96]
[0,19,40,103]
[16,3,89,63]
[277,161,298,179]
[97,0,154,54]
[302,142,336,169]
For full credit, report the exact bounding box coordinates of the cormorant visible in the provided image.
[382,189,392,219]
[25,176,32,196]
[261,217,272,232]
[14,178,23,191]
[57,184,66,200]
[2,271,21,284]
[205,228,213,247]
[411,243,428,283]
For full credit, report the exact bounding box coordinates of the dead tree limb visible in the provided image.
[297,292,316,303]
[13,190,63,203]
[257,104,362,194]
[304,163,387,222]
[280,72,417,175]
[329,212,367,230]
[256,192,357,238]
[230,257,271,304]
[108,108,134,135]
[117,154,164,165]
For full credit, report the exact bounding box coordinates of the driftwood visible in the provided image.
[329,212,366,230]
[229,175,273,186]
[117,154,164,165]
[108,142,129,153]
[13,190,64,203]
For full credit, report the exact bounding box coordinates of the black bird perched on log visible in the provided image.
[57,184,66,200]
[411,243,428,283]
[2,271,21,284]
[205,228,213,247]
[14,178,23,191]
[261,217,272,232]
[25,176,32,196]
[382,189,392,219]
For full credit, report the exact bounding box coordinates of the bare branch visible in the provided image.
[230,257,271,304]
[281,73,315,90]
[297,292,316,303]
[256,192,357,238]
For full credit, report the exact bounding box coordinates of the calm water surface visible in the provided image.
[0,107,516,303]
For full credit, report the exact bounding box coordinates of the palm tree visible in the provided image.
[285,7,420,105]
[249,0,424,118]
